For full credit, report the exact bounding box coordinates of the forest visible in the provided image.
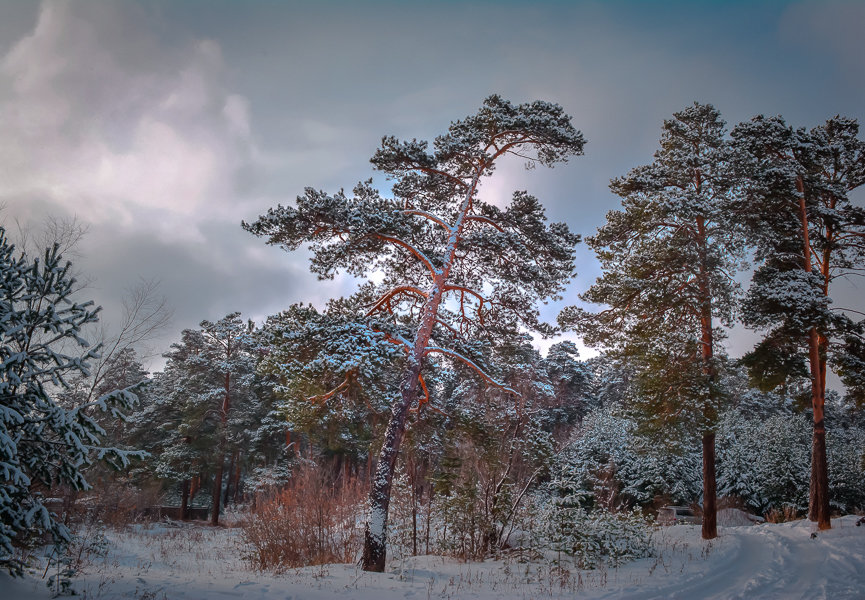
[2,96,865,595]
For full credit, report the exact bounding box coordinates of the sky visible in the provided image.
[1,0,863,371]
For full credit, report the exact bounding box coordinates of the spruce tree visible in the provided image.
[561,103,743,539]
[244,95,584,571]
[0,229,139,573]
[731,114,865,529]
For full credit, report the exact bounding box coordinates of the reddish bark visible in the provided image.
[696,214,719,540]
[797,176,831,530]
[212,362,232,526]
[180,478,190,521]
[361,173,481,572]
[701,432,718,538]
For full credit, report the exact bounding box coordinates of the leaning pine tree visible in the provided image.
[560,103,744,540]
[731,115,865,530]
[244,95,584,571]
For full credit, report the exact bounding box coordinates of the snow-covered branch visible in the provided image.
[465,215,504,232]
[443,284,489,306]
[423,345,520,396]
[374,234,439,278]
[366,285,429,316]
[401,209,453,232]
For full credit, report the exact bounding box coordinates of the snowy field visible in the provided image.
[4,515,865,600]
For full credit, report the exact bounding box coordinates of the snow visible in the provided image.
[717,508,764,527]
[4,516,865,599]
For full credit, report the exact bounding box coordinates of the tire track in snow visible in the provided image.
[592,517,865,600]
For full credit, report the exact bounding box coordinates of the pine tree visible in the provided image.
[561,103,743,539]
[244,95,584,571]
[257,302,405,469]
[731,114,865,529]
[153,313,262,524]
[0,229,140,573]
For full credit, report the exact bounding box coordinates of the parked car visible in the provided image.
[658,505,701,525]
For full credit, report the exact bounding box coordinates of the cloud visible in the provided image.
[1,0,862,373]
[0,0,259,240]
[0,0,292,364]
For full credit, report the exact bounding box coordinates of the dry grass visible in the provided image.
[241,463,366,571]
[764,505,801,523]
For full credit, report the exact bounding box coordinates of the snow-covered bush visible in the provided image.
[0,230,140,574]
[539,490,653,568]
[758,413,810,511]
[828,425,865,512]
[557,397,864,519]
[552,404,701,511]
[716,410,811,513]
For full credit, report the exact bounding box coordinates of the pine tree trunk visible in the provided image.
[211,358,232,527]
[796,177,831,530]
[361,383,415,571]
[806,328,831,529]
[190,475,199,502]
[701,432,718,539]
[211,454,224,526]
[361,172,482,572]
[810,423,830,529]
[180,479,190,521]
[696,214,718,541]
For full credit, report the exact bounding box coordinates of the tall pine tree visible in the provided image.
[154,313,261,525]
[731,114,865,529]
[245,96,584,570]
[562,103,743,539]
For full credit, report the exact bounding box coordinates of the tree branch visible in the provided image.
[366,285,429,316]
[465,215,504,232]
[443,284,489,306]
[307,368,357,404]
[401,209,453,232]
[374,234,438,278]
[423,345,520,396]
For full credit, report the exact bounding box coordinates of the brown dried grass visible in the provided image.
[241,463,366,571]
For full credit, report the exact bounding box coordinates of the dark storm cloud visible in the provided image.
[76,217,358,364]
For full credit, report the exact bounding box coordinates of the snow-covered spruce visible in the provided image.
[0,229,141,574]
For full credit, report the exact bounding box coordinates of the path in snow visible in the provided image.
[589,516,864,600]
[4,515,864,599]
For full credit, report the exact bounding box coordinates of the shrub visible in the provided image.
[241,462,365,570]
[541,492,654,568]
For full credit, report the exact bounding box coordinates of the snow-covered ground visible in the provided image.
[5,515,865,599]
